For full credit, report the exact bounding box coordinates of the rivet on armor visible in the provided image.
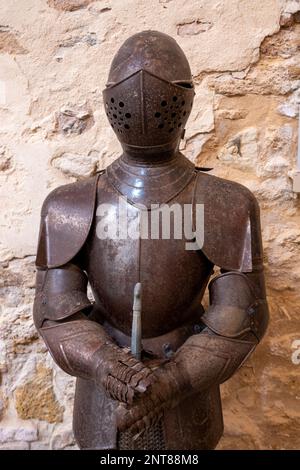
[162,343,173,358]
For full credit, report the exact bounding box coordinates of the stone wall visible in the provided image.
[0,0,299,450]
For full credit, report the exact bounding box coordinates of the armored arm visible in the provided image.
[34,264,153,404]
[180,183,269,391]
[169,267,268,392]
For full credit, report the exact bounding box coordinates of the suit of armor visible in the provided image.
[33,31,269,450]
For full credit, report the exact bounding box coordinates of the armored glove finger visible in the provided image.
[94,343,155,405]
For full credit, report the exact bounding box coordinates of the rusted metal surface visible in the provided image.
[33,30,269,450]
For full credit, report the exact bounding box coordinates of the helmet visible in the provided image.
[103,31,195,151]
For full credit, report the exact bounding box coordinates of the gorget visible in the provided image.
[106,152,196,208]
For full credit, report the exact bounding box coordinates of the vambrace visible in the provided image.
[33,264,153,404]
[175,270,269,391]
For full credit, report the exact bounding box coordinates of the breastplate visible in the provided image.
[84,156,213,338]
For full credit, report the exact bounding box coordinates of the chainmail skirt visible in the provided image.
[117,419,165,450]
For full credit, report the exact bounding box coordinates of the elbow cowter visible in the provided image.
[33,263,92,329]
[201,270,269,342]
[172,271,269,393]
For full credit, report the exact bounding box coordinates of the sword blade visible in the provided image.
[131,282,142,360]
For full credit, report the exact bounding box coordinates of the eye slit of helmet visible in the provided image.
[172,81,194,89]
